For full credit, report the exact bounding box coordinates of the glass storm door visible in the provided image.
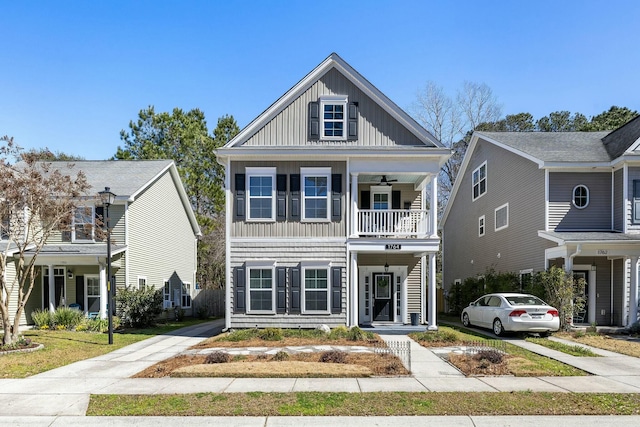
[373,272,393,321]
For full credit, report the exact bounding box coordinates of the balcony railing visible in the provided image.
[356,209,431,238]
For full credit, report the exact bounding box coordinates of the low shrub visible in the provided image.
[31,309,53,329]
[628,321,640,336]
[473,349,504,364]
[117,285,163,328]
[319,350,347,364]
[271,350,290,361]
[85,316,121,333]
[195,304,209,320]
[346,326,375,341]
[53,307,84,330]
[224,329,258,342]
[258,328,283,341]
[413,330,458,343]
[205,351,231,364]
[328,326,349,339]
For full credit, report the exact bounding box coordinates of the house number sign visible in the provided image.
[597,249,608,255]
[385,244,401,250]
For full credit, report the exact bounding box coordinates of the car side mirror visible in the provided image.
[469,302,475,307]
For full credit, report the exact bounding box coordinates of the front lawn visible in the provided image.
[556,331,640,358]
[0,318,207,378]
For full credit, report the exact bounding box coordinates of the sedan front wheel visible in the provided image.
[462,312,471,327]
[493,318,504,336]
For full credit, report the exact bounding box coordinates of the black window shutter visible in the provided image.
[235,174,246,220]
[392,191,401,210]
[276,174,287,221]
[276,267,286,313]
[290,267,301,313]
[309,102,320,139]
[75,275,84,311]
[331,267,342,313]
[95,206,104,241]
[290,174,300,220]
[331,174,342,221]
[347,102,358,140]
[234,266,246,313]
[360,190,370,210]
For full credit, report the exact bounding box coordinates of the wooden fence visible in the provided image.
[192,288,225,318]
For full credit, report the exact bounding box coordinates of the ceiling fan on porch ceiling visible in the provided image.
[378,175,398,186]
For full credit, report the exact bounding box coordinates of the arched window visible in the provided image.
[573,185,589,209]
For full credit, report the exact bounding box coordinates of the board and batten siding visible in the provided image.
[229,240,347,328]
[231,161,346,238]
[243,68,424,148]
[443,138,551,289]
[626,167,640,233]
[127,170,197,297]
[548,172,611,230]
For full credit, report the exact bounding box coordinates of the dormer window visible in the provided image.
[308,96,358,141]
[572,185,589,209]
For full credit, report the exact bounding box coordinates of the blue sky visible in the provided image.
[2,1,639,160]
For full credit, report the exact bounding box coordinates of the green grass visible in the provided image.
[526,337,601,357]
[0,318,208,378]
[88,392,640,416]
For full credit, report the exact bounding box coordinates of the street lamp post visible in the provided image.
[99,187,116,345]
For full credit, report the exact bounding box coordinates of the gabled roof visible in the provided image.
[602,115,640,158]
[41,160,201,236]
[223,52,442,149]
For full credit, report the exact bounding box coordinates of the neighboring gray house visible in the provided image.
[216,53,451,330]
[442,116,640,327]
[4,160,201,325]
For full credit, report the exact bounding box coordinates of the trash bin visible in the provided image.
[410,313,419,326]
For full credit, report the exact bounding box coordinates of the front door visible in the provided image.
[373,272,393,321]
[573,271,588,323]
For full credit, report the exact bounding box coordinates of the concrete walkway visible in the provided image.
[1,319,640,426]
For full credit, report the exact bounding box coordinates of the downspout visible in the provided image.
[611,259,614,325]
[566,244,582,273]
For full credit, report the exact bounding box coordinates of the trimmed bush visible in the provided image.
[258,328,283,341]
[53,307,84,330]
[328,326,349,339]
[474,349,504,364]
[85,316,120,333]
[205,351,231,364]
[272,350,289,361]
[319,350,347,363]
[116,285,163,328]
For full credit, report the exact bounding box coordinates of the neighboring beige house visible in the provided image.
[442,116,640,327]
[3,160,201,325]
[216,53,451,330]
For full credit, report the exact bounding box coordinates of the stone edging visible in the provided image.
[0,343,44,356]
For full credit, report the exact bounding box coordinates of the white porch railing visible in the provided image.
[356,209,431,237]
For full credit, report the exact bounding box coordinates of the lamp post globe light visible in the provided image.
[98,187,116,345]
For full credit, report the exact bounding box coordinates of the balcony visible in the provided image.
[356,209,431,238]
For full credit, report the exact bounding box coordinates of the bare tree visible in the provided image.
[0,137,91,346]
[411,81,502,211]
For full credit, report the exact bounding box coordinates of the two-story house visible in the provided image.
[216,53,451,331]
[442,116,640,327]
[4,160,201,326]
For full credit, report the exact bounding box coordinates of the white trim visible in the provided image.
[572,184,589,209]
[84,275,100,317]
[319,95,348,141]
[494,203,509,232]
[624,164,629,233]
[370,185,392,210]
[181,282,192,308]
[471,161,487,201]
[225,157,232,330]
[72,205,95,242]
[301,167,331,222]
[545,169,550,231]
[246,263,276,314]
[478,215,485,237]
[246,167,277,222]
[301,263,331,314]
[137,276,147,290]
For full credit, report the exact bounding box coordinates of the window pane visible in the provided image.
[305,291,327,311]
[250,290,272,311]
[250,198,272,218]
[249,176,272,196]
[305,199,327,218]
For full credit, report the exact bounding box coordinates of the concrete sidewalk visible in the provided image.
[1,319,640,423]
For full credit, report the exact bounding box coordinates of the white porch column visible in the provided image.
[629,256,639,327]
[48,265,55,312]
[588,269,597,325]
[350,173,359,237]
[429,175,438,238]
[99,262,107,319]
[350,251,358,326]
[427,252,438,331]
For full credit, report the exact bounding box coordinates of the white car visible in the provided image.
[461,293,560,337]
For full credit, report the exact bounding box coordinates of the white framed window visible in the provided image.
[181,282,192,308]
[85,275,100,316]
[495,203,509,231]
[321,95,348,140]
[73,206,95,241]
[519,269,533,292]
[472,162,487,201]
[163,280,171,308]
[247,264,275,313]
[572,185,589,209]
[478,215,485,237]
[137,276,147,290]
[301,167,331,221]
[371,185,392,210]
[301,263,330,313]
[246,167,276,221]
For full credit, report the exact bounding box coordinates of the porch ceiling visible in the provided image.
[357,174,422,185]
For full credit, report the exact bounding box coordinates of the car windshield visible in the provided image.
[505,296,548,306]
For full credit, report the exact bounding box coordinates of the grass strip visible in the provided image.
[526,337,600,357]
[88,392,640,416]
